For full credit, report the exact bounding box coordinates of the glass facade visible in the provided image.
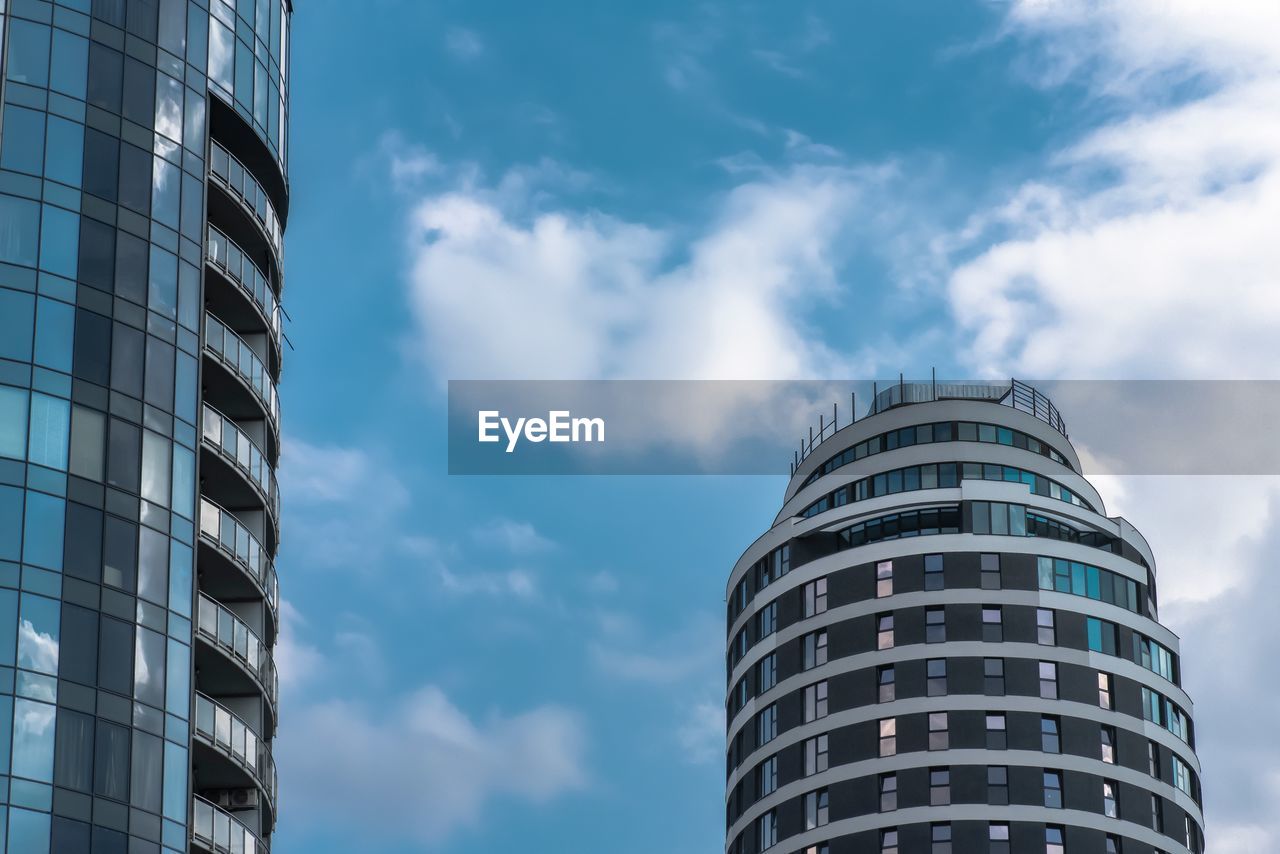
[0,0,289,850]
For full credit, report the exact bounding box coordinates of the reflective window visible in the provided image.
[986,713,1007,749]
[8,808,51,853]
[804,733,828,775]
[988,766,1009,805]
[50,29,89,99]
[0,385,30,459]
[59,603,98,686]
[94,719,130,800]
[23,491,65,570]
[130,731,163,813]
[13,697,57,781]
[1043,770,1063,808]
[54,709,94,791]
[134,626,167,708]
[163,740,188,821]
[103,515,137,591]
[39,205,80,280]
[1,105,45,175]
[7,20,50,86]
[138,526,170,606]
[98,616,134,695]
[879,772,897,811]
[928,712,948,750]
[69,405,106,481]
[34,297,74,374]
[0,195,40,267]
[18,592,60,675]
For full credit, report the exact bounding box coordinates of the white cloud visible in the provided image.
[274,601,326,690]
[402,159,891,382]
[589,613,721,684]
[471,518,555,554]
[445,27,484,61]
[281,686,586,843]
[677,699,726,765]
[437,565,539,599]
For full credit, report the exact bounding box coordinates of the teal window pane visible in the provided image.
[0,694,11,770]
[0,105,45,175]
[208,20,232,88]
[148,245,178,319]
[44,117,85,189]
[8,806,50,852]
[141,431,172,507]
[50,30,90,99]
[18,592,60,675]
[1087,567,1101,600]
[0,386,30,460]
[168,540,192,617]
[164,639,189,719]
[0,290,35,362]
[171,445,194,519]
[0,195,40,267]
[39,205,80,279]
[174,351,197,424]
[1036,556,1052,590]
[28,393,70,470]
[12,698,57,781]
[22,492,64,570]
[0,488,21,563]
[34,297,74,374]
[138,526,169,607]
[162,740,188,821]
[1086,618,1102,652]
[1070,562,1087,596]
[6,20,51,87]
[0,587,17,661]
[152,157,180,229]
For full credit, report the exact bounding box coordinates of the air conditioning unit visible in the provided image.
[209,788,260,811]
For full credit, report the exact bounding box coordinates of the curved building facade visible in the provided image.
[725,383,1203,854]
[0,0,289,851]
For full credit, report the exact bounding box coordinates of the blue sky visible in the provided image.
[270,2,1280,852]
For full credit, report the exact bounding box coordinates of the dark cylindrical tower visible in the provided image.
[0,0,289,850]
[725,383,1203,854]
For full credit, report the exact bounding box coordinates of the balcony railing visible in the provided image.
[192,794,267,854]
[210,138,284,261]
[199,497,280,618]
[207,224,283,350]
[196,593,278,711]
[195,692,278,811]
[202,404,281,524]
[204,313,280,430]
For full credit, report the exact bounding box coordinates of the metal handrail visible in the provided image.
[198,497,280,618]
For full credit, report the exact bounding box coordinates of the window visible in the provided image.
[924,553,944,590]
[989,822,1011,854]
[877,613,895,650]
[980,553,1001,589]
[1041,716,1061,753]
[773,544,790,579]
[982,606,1002,642]
[1172,756,1193,795]
[1099,673,1113,710]
[1038,556,1139,613]
[1103,780,1118,818]
[1087,617,1119,655]
[881,829,899,854]
[931,823,952,854]
[879,772,897,811]
[1101,726,1116,764]
[805,681,828,722]
[1037,609,1056,645]
[1043,770,1063,808]
[1039,661,1058,699]
[928,712,948,750]
[988,765,1009,805]
[757,705,777,745]
[879,718,896,756]
[1136,634,1178,683]
[758,602,777,638]
[803,788,828,829]
[930,767,950,805]
[803,630,828,670]
[1148,741,1160,778]
[758,810,777,850]
[803,577,828,617]
[986,713,1007,749]
[984,658,1005,695]
[876,560,893,597]
[926,607,946,643]
[1046,826,1066,854]
[1151,794,1163,832]
[878,664,895,702]
[804,734,828,776]
[758,654,776,693]
[1106,835,1122,854]
[803,846,829,854]
[927,659,947,696]
[758,755,777,797]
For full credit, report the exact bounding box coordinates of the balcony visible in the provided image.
[204,313,280,441]
[207,225,283,367]
[196,593,278,729]
[202,403,280,538]
[199,497,279,629]
[210,139,284,262]
[192,794,268,854]
[194,691,278,827]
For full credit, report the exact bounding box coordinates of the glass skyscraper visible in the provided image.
[0,0,289,851]
[725,382,1204,854]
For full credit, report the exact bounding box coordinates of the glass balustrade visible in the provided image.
[210,139,284,260]
[204,314,280,429]
[192,795,267,854]
[199,498,280,615]
[195,692,278,808]
[207,225,283,348]
[203,404,281,522]
[197,592,279,710]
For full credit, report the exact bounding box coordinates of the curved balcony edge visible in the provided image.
[199,497,281,628]
[203,313,281,442]
[194,691,279,823]
[201,403,282,534]
[209,138,285,261]
[206,225,283,364]
[192,794,269,854]
[196,592,280,724]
